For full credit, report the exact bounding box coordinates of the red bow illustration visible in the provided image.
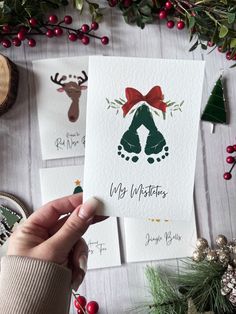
[122,86,167,117]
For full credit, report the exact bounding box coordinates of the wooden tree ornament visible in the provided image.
[0,54,19,116]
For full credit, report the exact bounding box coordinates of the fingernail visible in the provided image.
[79,254,88,274]
[78,197,100,220]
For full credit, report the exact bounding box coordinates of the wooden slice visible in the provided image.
[0,54,19,116]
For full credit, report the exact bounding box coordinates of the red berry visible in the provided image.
[81,24,90,33]
[91,22,99,30]
[109,0,118,6]
[17,31,26,41]
[77,309,85,314]
[28,38,36,47]
[48,15,58,24]
[167,20,175,28]
[123,0,133,7]
[233,144,236,151]
[68,33,77,42]
[165,1,172,9]
[177,20,185,30]
[224,172,232,180]
[46,29,54,38]
[12,37,21,47]
[2,24,10,33]
[159,10,167,20]
[64,15,73,24]
[77,296,87,308]
[19,26,28,33]
[86,301,99,314]
[2,39,11,48]
[29,18,37,27]
[226,156,235,164]
[82,35,90,45]
[227,145,234,154]
[218,46,224,53]
[207,41,214,47]
[226,51,232,60]
[101,36,109,45]
[54,27,63,36]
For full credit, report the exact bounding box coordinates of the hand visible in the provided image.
[7,194,102,290]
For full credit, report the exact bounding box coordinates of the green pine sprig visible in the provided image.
[144,259,236,314]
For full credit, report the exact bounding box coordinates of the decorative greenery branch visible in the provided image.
[106,97,184,120]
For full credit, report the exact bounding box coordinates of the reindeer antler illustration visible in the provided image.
[78,71,88,85]
[51,71,88,123]
[50,73,66,86]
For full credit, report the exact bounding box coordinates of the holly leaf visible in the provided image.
[219,25,228,38]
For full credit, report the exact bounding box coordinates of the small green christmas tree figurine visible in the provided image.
[201,75,227,133]
[73,180,83,194]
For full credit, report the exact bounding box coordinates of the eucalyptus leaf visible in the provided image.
[227,12,235,24]
[219,24,229,38]
[74,0,84,11]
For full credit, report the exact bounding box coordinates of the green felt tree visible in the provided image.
[73,180,83,194]
[201,76,227,133]
[0,206,21,230]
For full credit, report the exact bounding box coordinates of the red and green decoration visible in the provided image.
[72,292,99,314]
[223,143,236,180]
[201,76,227,133]
[1,0,236,63]
[0,1,109,48]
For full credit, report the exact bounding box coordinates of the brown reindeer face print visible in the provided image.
[50,71,88,123]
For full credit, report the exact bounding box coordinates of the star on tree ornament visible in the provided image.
[73,179,83,194]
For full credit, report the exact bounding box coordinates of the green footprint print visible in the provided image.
[118,104,169,164]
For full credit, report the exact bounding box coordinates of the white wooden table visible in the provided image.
[0,3,236,313]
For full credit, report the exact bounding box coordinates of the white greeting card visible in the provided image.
[84,56,205,220]
[33,56,88,160]
[39,165,121,269]
[124,210,197,263]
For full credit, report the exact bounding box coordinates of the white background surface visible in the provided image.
[0,2,236,313]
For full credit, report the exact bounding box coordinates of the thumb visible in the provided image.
[45,197,100,254]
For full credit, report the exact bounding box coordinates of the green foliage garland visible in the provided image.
[0,0,68,26]
[1,0,236,61]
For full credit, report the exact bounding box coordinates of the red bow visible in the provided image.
[122,86,167,117]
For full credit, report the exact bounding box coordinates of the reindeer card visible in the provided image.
[84,56,205,220]
[32,56,88,160]
[124,210,197,263]
[40,165,121,270]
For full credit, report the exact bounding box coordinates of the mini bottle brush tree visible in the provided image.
[201,75,227,133]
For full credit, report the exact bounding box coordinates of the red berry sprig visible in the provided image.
[0,15,109,49]
[73,292,99,314]
[223,144,236,180]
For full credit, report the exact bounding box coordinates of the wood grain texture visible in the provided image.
[0,3,236,313]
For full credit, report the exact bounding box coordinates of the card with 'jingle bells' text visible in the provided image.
[84,56,205,220]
